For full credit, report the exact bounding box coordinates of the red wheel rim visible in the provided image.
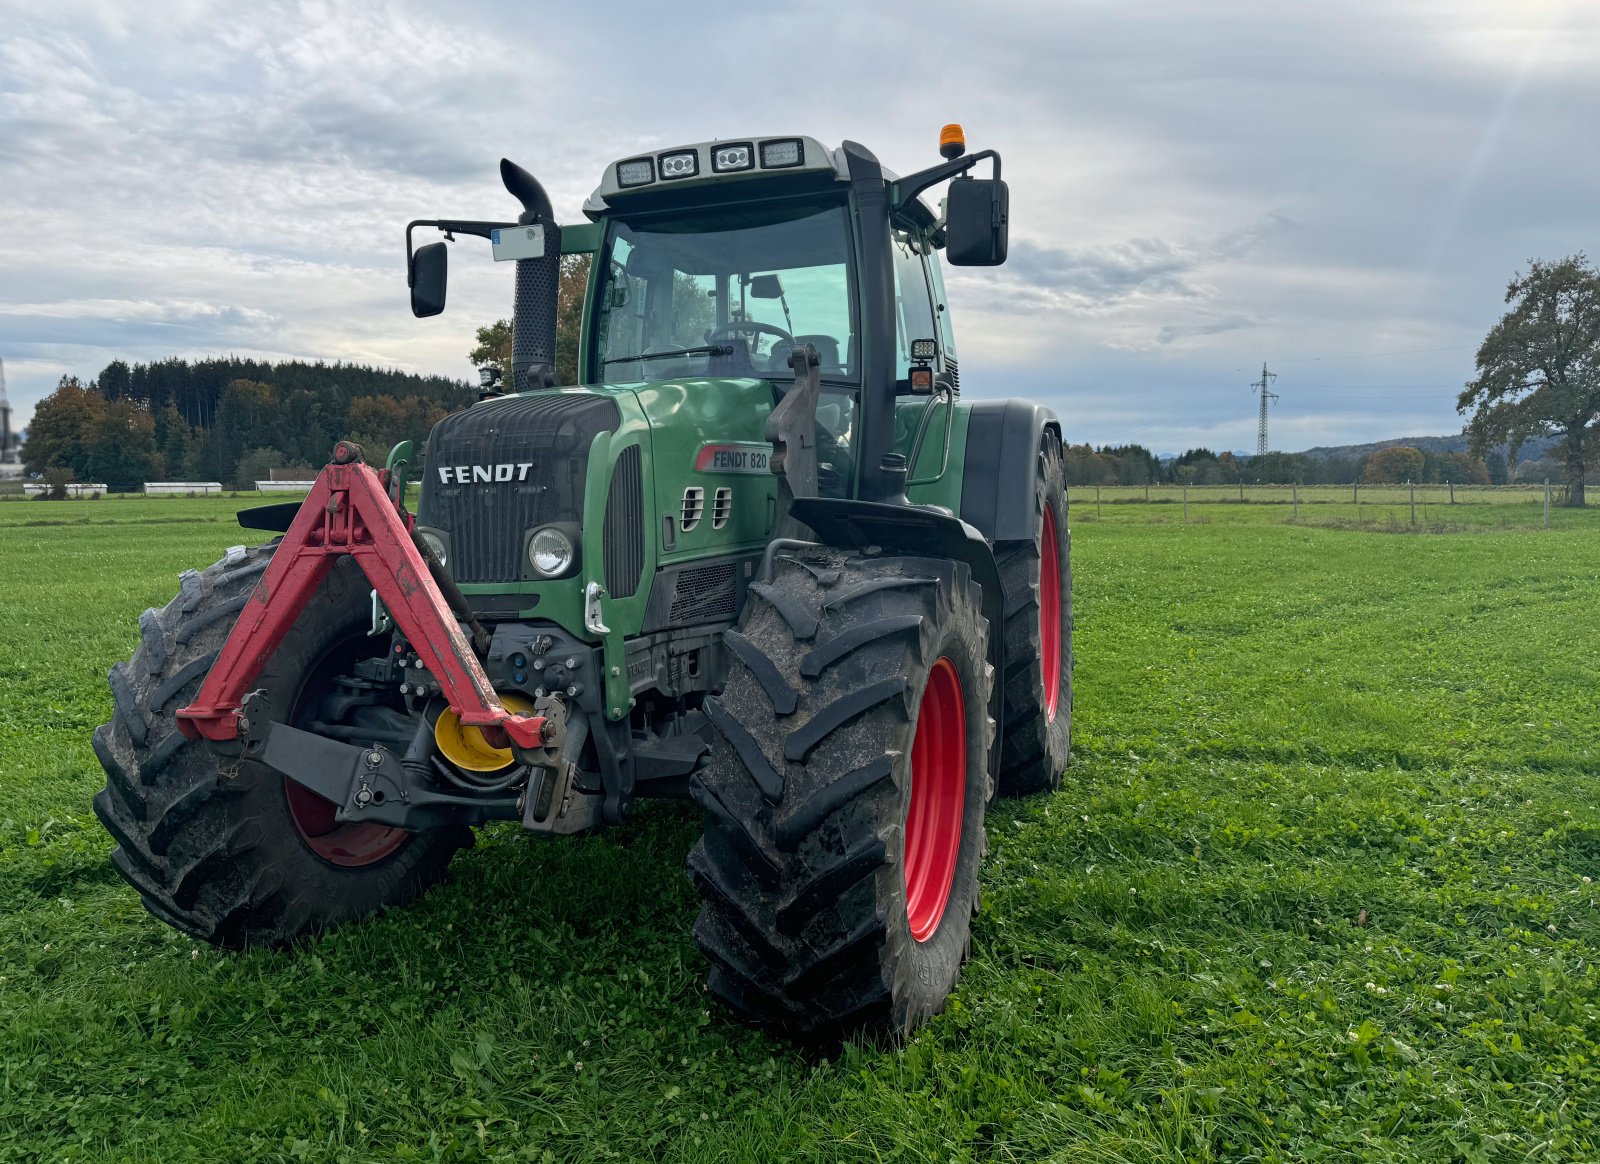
[284,778,408,867]
[1040,502,1062,722]
[904,657,967,943]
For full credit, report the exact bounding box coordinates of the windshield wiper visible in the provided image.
[603,344,733,366]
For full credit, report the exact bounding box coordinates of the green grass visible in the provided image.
[4,497,1600,1161]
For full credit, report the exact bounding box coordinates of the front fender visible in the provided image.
[788,496,1005,772]
[958,399,1062,543]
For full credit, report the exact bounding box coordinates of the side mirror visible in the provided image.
[410,241,448,317]
[748,273,784,299]
[944,177,1009,266]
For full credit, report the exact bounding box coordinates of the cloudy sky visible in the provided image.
[2,0,1596,454]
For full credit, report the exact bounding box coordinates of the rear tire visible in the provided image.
[994,431,1073,796]
[92,544,470,948]
[688,549,995,1040]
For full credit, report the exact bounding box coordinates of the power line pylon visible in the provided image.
[1252,362,1278,456]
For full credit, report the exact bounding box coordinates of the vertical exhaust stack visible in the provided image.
[500,159,564,392]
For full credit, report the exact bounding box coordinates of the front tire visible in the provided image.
[688,550,995,1040]
[92,544,470,948]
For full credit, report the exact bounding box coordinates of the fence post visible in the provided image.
[1410,480,1416,525]
[1239,481,1244,501]
[1544,478,1551,528]
[1183,485,1188,523]
[1096,484,1101,517]
[1353,480,1358,506]
[1448,480,1455,505]
[1293,481,1299,520]
[1145,482,1150,503]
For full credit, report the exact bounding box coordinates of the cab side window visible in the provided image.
[891,233,939,383]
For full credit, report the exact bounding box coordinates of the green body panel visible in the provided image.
[431,368,979,720]
[560,222,603,254]
[897,398,972,514]
[443,377,779,718]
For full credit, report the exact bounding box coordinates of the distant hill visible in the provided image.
[1295,433,1561,461]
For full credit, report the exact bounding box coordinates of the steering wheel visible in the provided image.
[710,322,796,374]
[709,321,795,348]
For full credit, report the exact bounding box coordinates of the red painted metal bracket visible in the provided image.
[177,442,546,750]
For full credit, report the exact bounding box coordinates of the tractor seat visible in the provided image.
[795,334,841,371]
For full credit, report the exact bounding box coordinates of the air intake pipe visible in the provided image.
[500,159,563,393]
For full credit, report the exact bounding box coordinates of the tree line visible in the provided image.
[1063,443,1502,488]
[23,358,470,491]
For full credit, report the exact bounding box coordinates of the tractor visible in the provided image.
[92,127,1072,1040]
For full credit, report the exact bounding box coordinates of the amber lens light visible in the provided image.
[939,123,966,159]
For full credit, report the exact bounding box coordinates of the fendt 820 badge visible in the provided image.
[92,127,1073,1041]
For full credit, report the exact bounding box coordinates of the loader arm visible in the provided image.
[175,441,548,750]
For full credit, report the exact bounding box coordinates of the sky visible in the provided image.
[1,0,1596,455]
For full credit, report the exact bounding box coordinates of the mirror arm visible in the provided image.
[890,149,1001,217]
[404,219,516,286]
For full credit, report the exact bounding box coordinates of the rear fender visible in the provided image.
[958,400,1062,543]
[787,496,1004,772]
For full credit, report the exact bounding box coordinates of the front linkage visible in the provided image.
[179,440,568,829]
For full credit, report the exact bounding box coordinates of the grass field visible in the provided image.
[3,495,1600,1162]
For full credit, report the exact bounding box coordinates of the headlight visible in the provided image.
[658,150,699,180]
[418,530,448,566]
[616,157,654,187]
[528,527,574,577]
[759,138,803,168]
[711,143,754,173]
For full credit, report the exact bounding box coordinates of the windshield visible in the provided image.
[593,201,857,383]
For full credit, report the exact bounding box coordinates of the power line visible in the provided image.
[1252,362,1279,456]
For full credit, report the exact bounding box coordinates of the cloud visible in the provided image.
[0,0,1596,457]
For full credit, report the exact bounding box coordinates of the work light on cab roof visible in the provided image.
[91,126,1069,1046]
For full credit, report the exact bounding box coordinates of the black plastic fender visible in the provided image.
[788,496,1006,772]
[958,400,1063,544]
[236,501,301,532]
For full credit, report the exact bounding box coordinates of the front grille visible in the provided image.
[603,445,644,599]
[418,393,620,584]
[669,561,738,623]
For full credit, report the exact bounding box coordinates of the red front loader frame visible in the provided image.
[176,442,545,750]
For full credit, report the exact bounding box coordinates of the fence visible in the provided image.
[143,481,224,495]
[1076,481,1573,530]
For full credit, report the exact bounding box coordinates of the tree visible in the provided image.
[1362,446,1425,484]
[1458,254,1600,506]
[1485,450,1509,485]
[153,404,197,479]
[468,320,513,382]
[21,377,101,477]
[472,253,593,387]
[85,398,163,491]
[235,446,293,489]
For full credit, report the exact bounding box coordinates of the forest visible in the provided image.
[21,358,472,491]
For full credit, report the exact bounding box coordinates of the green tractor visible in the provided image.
[92,128,1072,1040]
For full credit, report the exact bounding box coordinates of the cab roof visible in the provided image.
[583,135,918,221]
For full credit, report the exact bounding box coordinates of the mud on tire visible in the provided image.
[92,544,470,948]
[688,549,995,1040]
[994,430,1073,796]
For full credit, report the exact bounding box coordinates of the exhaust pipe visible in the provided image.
[500,158,562,392]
